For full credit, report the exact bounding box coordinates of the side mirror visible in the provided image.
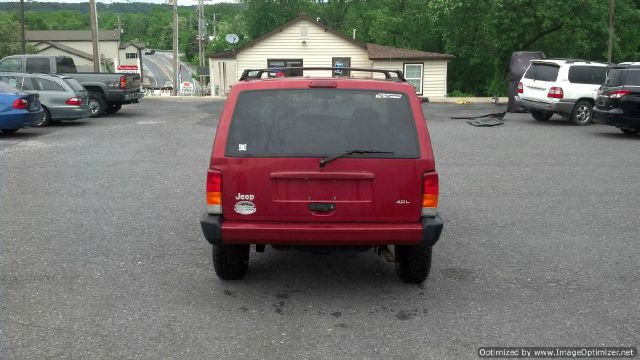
[420,96,429,104]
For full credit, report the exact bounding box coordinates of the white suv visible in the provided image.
[516,59,608,125]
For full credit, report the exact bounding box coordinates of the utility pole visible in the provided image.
[198,0,204,95]
[212,13,217,41]
[172,0,179,96]
[607,0,615,63]
[89,0,100,72]
[115,13,123,34]
[20,0,26,54]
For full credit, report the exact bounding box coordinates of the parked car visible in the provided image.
[0,55,143,117]
[516,59,608,125]
[200,67,443,283]
[0,72,90,127]
[0,81,43,134]
[144,49,156,55]
[594,63,640,134]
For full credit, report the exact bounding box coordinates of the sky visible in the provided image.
[0,0,235,4]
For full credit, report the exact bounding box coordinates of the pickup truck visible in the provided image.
[0,54,143,117]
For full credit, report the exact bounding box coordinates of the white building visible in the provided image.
[26,30,144,76]
[209,15,454,97]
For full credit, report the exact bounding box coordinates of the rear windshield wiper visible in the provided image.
[319,149,395,168]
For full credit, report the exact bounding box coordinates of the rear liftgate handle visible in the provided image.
[308,203,336,212]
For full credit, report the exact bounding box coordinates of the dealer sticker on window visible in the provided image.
[375,93,402,99]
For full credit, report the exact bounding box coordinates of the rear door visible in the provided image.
[125,74,141,90]
[33,77,71,117]
[218,86,431,223]
[566,65,607,101]
[620,69,640,117]
[520,62,560,102]
[63,78,90,110]
[597,68,625,108]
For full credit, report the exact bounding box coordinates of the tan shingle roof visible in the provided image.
[26,30,120,42]
[366,43,454,60]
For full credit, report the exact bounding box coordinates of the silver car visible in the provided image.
[0,72,90,127]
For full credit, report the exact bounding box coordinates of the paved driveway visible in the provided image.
[1,100,638,359]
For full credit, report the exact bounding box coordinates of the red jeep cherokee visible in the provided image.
[200,68,443,283]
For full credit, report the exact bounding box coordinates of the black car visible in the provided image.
[594,63,640,134]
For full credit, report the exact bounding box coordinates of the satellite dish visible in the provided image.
[225,34,239,44]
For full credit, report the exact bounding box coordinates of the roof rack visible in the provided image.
[540,58,607,64]
[239,67,406,82]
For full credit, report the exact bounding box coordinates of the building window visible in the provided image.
[403,63,423,94]
[332,57,350,77]
[126,53,138,59]
[267,59,303,77]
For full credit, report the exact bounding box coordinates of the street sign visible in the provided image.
[117,65,139,74]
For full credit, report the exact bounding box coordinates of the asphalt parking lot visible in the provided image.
[1,99,638,359]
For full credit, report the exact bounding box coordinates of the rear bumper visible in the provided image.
[515,96,575,114]
[200,213,443,247]
[123,91,144,103]
[49,106,91,120]
[0,110,43,129]
[594,107,640,129]
[105,90,144,105]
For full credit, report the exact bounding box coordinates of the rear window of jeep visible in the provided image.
[225,89,420,158]
[524,63,560,82]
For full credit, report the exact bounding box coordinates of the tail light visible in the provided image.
[610,90,631,99]
[119,75,127,89]
[422,172,439,217]
[206,170,222,214]
[13,98,28,109]
[65,97,82,106]
[547,87,564,99]
[517,82,523,94]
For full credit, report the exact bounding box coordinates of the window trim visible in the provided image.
[332,57,351,77]
[266,59,304,77]
[403,63,424,94]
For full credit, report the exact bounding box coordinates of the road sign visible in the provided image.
[117,65,139,74]
[181,81,193,89]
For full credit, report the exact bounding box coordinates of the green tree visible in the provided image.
[0,20,22,58]
[240,0,315,39]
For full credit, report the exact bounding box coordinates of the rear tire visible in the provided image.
[1,129,18,134]
[571,100,593,125]
[620,128,639,134]
[105,103,122,114]
[88,93,106,118]
[33,106,51,127]
[395,244,432,284]
[531,110,552,121]
[212,243,250,280]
